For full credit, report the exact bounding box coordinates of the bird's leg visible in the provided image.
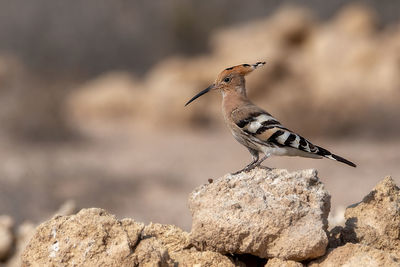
[232,148,259,175]
[255,153,273,170]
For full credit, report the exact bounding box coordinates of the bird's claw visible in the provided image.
[231,164,273,175]
[231,164,256,175]
[258,165,274,171]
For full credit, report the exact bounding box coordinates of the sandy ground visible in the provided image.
[0,125,399,231]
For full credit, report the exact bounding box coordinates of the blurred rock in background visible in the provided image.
[0,2,399,140]
[67,5,400,138]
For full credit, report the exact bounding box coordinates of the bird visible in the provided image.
[185,62,356,174]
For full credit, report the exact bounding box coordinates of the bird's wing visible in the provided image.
[232,105,356,167]
[232,106,316,152]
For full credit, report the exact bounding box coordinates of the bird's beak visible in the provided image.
[185,84,214,106]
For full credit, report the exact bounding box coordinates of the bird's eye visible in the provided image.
[224,77,231,83]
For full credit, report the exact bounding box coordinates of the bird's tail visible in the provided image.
[316,146,356,167]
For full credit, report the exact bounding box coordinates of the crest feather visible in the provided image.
[220,61,266,77]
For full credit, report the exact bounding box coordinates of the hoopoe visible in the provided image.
[185,62,356,174]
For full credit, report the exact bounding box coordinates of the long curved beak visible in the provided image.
[185,84,214,106]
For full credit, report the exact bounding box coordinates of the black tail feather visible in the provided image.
[331,154,357,168]
[316,146,356,167]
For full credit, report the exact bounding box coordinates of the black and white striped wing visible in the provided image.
[234,110,356,167]
[236,112,318,152]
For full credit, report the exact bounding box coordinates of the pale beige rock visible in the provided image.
[341,176,400,255]
[189,167,330,261]
[132,237,173,267]
[0,215,14,261]
[21,208,234,266]
[171,249,235,267]
[66,71,146,127]
[5,222,36,267]
[21,208,146,266]
[142,222,191,252]
[265,258,303,267]
[142,222,235,266]
[309,243,400,267]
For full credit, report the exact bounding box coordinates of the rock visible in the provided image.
[0,215,14,261]
[142,221,191,253]
[170,250,235,267]
[21,208,234,266]
[341,176,400,254]
[189,167,331,261]
[5,221,35,267]
[141,222,235,266]
[308,243,399,267]
[265,258,304,267]
[322,176,400,266]
[22,208,146,266]
[132,237,173,266]
[66,71,146,127]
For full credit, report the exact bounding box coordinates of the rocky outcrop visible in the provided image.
[312,175,400,266]
[309,243,399,267]
[21,208,234,267]
[189,168,330,261]
[14,171,400,266]
[326,176,400,257]
[342,176,400,254]
[22,209,144,266]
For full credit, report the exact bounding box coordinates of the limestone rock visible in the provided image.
[142,222,235,266]
[5,221,36,267]
[309,243,399,267]
[341,176,400,254]
[265,258,304,267]
[171,250,235,267]
[0,215,14,261]
[21,208,234,266]
[189,167,331,261]
[21,208,146,266]
[132,237,173,267]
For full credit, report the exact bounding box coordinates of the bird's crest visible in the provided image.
[218,61,266,79]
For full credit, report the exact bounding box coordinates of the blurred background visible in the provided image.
[0,0,399,232]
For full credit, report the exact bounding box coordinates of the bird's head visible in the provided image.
[185,61,266,106]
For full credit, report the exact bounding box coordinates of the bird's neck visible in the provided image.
[222,89,250,117]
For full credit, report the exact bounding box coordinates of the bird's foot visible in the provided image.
[231,164,274,175]
[231,164,257,175]
[258,165,274,171]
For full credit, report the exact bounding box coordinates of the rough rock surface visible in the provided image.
[21,208,234,266]
[340,176,400,254]
[189,167,331,261]
[16,174,400,266]
[141,222,235,266]
[0,215,14,261]
[5,222,36,267]
[309,243,400,267]
[265,258,304,267]
[22,208,146,266]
